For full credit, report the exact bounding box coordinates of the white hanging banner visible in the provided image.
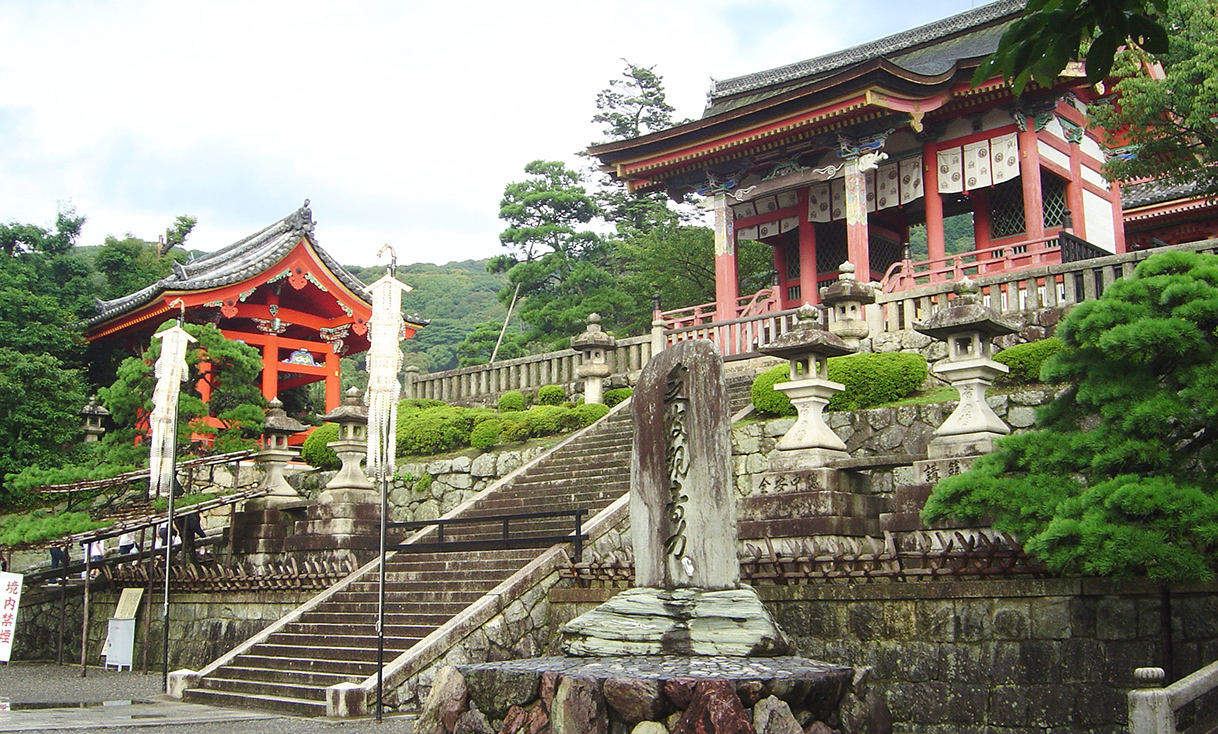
[149,323,195,499]
[0,571,23,662]
[365,273,412,482]
[937,147,964,194]
[991,132,1020,184]
[964,139,993,190]
[830,178,846,221]
[899,157,924,205]
[807,182,832,222]
[876,162,900,211]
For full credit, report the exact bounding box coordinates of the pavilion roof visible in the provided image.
[87,202,369,327]
[1121,178,1208,210]
[705,0,1024,117]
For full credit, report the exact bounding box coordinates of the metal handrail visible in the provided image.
[388,508,588,561]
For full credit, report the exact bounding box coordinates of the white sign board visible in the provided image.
[0,571,23,663]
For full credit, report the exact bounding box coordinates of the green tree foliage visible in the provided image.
[0,207,84,257]
[1088,0,1218,201]
[592,60,677,143]
[0,349,88,504]
[99,322,266,454]
[924,251,1218,582]
[976,0,1169,94]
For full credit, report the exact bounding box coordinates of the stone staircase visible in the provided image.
[182,407,634,715]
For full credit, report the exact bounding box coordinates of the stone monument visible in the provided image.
[561,339,788,656]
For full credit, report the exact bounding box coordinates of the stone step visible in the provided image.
[297,611,457,627]
[738,490,887,521]
[278,622,435,638]
[197,675,332,701]
[739,516,880,539]
[268,633,421,650]
[232,653,379,676]
[249,642,413,663]
[182,687,326,717]
[208,665,358,688]
[302,601,472,618]
[330,590,484,604]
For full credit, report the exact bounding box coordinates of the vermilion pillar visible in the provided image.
[261,341,279,403]
[843,158,871,279]
[1066,140,1086,239]
[713,195,739,320]
[324,349,341,412]
[923,143,946,262]
[797,188,819,304]
[972,189,992,251]
[1018,117,1044,240]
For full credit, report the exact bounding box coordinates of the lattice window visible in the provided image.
[869,234,903,277]
[784,239,801,281]
[1042,172,1067,228]
[989,179,1026,239]
[787,285,802,302]
[816,221,848,275]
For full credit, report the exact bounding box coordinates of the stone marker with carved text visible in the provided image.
[562,340,788,657]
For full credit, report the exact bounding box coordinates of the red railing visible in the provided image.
[666,307,802,361]
[658,287,779,330]
[880,234,1064,293]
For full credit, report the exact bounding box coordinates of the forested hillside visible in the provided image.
[344,260,510,373]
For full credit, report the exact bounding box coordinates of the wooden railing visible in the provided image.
[880,233,1066,293]
[407,334,653,404]
[666,307,801,361]
[658,287,780,329]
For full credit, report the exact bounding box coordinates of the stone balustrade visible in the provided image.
[406,335,653,406]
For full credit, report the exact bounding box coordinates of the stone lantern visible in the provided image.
[759,303,856,470]
[257,398,308,502]
[819,262,876,348]
[80,396,109,443]
[571,313,616,405]
[914,278,1019,458]
[319,386,374,498]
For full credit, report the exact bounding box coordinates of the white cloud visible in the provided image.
[0,0,977,265]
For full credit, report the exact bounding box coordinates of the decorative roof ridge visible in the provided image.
[707,0,1025,105]
[87,201,370,328]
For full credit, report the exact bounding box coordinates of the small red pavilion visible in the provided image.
[86,202,423,413]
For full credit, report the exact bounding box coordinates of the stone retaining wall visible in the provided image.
[14,588,313,670]
[551,579,1218,734]
[731,386,1056,499]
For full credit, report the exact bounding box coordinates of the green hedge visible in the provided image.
[470,419,505,450]
[574,402,610,425]
[536,385,565,406]
[995,337,1063,384]
[498,391,525,412]
[751,352,928,416]
[300,423,340,471]
[604,387,633,407]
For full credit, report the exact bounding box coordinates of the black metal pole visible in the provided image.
[161,393,179,692]
[376,469,387,723]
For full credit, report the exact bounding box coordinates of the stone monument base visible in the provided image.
[415,656,884,734]
[560,586,789,657]
[926,431,1004,459]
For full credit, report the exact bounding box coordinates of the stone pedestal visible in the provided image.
[283,490,383,567]
[561,586,788,657]
[415,657,869,734]
[770,379,848,469]
[927,359,1010,458]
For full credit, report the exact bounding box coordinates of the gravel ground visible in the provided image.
[0,662,415,733]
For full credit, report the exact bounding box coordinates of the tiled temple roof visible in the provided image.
[88,202,370,327]
[704,0,1025,117]
[1121,178,1208,210]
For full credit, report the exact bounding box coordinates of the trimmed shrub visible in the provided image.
[470,419,505,450]
[751,352,928,415]
[996,337,1064,384]
[826,352,928,411]
[300,423,340,470]
[603,387,633,407]
[574,403,610,426]
[500,418,530,443]
[751,364,795,416]
[498,391,526,412]
[536,384,565,406]
[397,405,495,456]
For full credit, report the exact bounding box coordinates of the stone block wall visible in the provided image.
[550,579,1218,734]
[14,588,313,670]
[731,386,1057,500]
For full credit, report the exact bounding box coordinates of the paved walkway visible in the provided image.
[0,662,413,733]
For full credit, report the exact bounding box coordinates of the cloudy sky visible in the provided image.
[2,0,985,267]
